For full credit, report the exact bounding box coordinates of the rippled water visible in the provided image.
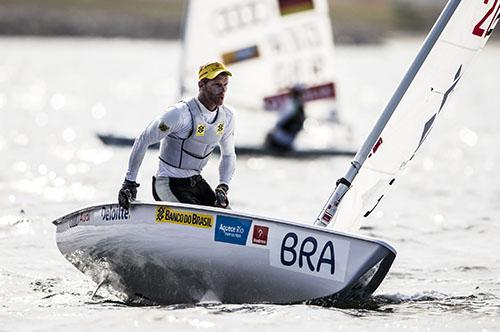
[1,37,499,331]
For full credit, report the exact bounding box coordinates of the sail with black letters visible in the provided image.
[181,0,338,110]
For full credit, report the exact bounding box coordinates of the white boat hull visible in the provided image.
[53,202,395,305]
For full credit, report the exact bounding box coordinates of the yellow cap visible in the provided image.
[198,62,232,81]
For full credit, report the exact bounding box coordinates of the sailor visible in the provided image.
[118,62,236,209]
[264,84,306,152]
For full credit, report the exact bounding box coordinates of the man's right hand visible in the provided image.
[118,179,140,209]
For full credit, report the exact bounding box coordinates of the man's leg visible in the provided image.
[167,176,203,205]
[156,175,216,206]
[152,176,180,202]
[193,176,217,206]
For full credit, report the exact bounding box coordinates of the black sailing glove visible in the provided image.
[214,184,229,208]
[118,179,140,209]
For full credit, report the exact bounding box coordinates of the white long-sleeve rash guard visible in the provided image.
[124,97,236,186]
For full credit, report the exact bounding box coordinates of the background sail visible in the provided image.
[330,0,500,232]
[181,0,337,110]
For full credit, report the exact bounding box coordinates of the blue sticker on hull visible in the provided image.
[215,215,252,246]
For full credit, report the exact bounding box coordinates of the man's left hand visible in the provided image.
[214,184,229,208]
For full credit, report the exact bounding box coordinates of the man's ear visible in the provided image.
[198,80,204,89]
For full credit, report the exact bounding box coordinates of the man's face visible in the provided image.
[200,74,229,106]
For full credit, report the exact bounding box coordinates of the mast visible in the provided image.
[314,0,462,227]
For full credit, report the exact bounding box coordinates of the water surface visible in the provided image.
[0,37,499,331]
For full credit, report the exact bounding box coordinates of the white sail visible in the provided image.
[181,0,337,110]
[316,0,500,231]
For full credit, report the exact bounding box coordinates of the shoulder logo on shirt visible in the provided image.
[159,122,170,132]
[216,122,225,135]
[196,124,206,136]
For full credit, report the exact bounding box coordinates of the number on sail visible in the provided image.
[473,0,500,37]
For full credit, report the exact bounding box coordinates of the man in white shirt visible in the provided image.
[118,62,236,209]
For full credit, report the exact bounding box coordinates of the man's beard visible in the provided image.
[211,93,224,106]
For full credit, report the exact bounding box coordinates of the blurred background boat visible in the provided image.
[94,0,353,156]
